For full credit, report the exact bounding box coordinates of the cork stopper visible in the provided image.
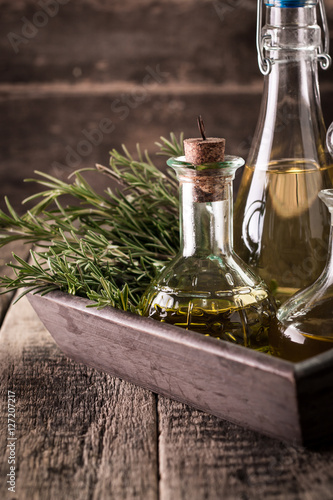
[178,170,229,203]
[184,116,225,164]
[180,117,229,203]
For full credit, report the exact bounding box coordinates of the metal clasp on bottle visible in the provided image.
[317,0,331,69]
[256,0,273,75]
[256,0,331,75]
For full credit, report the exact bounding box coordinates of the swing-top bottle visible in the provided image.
[234,0,332,303]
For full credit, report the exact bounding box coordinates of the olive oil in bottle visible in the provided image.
[234,0,332,303]
[141,124,277,350]
[269,189,333,362]
[234,161,333,303]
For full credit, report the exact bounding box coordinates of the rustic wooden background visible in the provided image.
[1,0,333,213]
[1,2,333,499]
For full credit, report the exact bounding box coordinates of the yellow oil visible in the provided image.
[269,325,333,363]
[270,297,333,361]
[234,161,333,303]
[141,287,276,350]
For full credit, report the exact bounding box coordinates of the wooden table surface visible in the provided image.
[0,246,332,500]
[1,1,333,497]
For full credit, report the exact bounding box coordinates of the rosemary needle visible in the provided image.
[0,134,183,311]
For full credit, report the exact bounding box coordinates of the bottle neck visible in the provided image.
[179,176,234,257]
[322,214,333,278]
[264,6,321,52]
[249,5,328,168]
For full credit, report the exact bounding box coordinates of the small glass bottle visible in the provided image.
[234,0,332,304]
[140,131,277,350]
[270,189,333,362]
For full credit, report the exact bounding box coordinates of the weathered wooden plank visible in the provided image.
[0,89,261,213]
[157,397,333,500]
[2,89,333,214]
[1,0,333,86]
[27,290,305,444]
[0,0,259,85]
[0,295,159,500]
[2,86,333,213]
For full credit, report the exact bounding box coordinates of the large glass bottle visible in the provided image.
[270,188,333,362]
[234,0,332,304]
[140,153,277,350]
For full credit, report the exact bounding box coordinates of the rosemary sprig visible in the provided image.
[0,135,183,311]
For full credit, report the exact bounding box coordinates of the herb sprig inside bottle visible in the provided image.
[140,117,277,350]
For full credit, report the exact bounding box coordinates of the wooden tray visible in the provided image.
[27,290,333,447]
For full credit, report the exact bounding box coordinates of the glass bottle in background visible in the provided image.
[327,121,333,156]
[140,137,277,351]
[270,189,333,362]
[234,0,332,304]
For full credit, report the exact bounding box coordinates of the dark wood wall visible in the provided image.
[1,0,333,212]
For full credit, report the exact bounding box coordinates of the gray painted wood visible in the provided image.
[27,290,304,444]
[0,295,159,500]
[1,283,333,498]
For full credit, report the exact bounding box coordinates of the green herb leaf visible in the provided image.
[0,134,183,311]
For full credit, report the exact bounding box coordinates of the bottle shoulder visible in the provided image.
[144,253,272,300]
